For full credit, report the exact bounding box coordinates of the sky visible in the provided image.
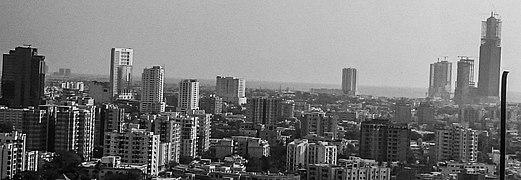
[1,0,521,91]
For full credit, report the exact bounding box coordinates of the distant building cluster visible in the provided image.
[0,13,517,180]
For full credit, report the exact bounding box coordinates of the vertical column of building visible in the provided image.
[454,57,476,105]
[53,106,80,153]
[152,115,181,167]
[193,113,211,155]
[77,109,94,161]
[178,116,197,158]
[94,104,124,158]
[0,132,26,179]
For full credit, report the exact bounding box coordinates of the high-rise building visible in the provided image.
[301,112,338,139]
[477,13,502,99]
[393,102,412,123]
[110,48,134,100]
[360,119,411,162]
[216,76,246,105]
[428,60,452,100]
[140,66,166,113]
[417,102,434,124]
[39,105,94,160]
[247,97,281,127]
[0,131,26,179]
[178,116,198,158]
[151,115,181,166]
[454,57,476,105]
[94,104,124,149]
[1,46,46,108]
[286,139,308,172]
[341,68,357,96]
[104,129,160,176]
[192,112,211,155]
[435,124,478,162]
[178,79,199,111]
[199,95,223,115]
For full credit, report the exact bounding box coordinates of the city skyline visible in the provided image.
[2,1,521,91]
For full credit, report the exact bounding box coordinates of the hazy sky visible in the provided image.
[1,0,521,91]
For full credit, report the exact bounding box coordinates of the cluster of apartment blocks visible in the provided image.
[0,102,216,178]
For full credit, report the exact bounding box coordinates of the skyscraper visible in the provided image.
[341,68,357,96]
[178,79,199,111]
[428,60,452,100]
[1,46,46,108]
[454,57,476,105]
[216,76,246,105]
[110,48,133,100]
[140,66,166,113]
[477,13,501,99]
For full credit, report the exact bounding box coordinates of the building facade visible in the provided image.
[110,48,134,100]
[301,112,338,139]
[360,119,411,162]
[477,14,502,100]
[178,79,199,111]
[140,66,166,113]
[341,68,357,96]
[0,131,26,179]
[454,57,476,105]
[216,76,246,105]
[435,124,478,162]
[103,129,160,176]
[428,60,452,100]
[1,46,46,108]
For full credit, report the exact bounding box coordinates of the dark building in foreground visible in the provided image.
[477,13,501,100]
[1,46,46,108]
[360,119,411,162]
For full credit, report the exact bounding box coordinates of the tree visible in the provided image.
[179,156,194,165]
[165,160,179,170]
[0,122,14,133]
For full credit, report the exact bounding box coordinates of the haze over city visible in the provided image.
[2,0,521,91]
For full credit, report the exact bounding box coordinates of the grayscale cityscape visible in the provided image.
[0,1,520,180]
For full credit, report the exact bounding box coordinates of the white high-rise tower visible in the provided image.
[110,48,134,100]
[178,79,199,111]
[140,66,165,113]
